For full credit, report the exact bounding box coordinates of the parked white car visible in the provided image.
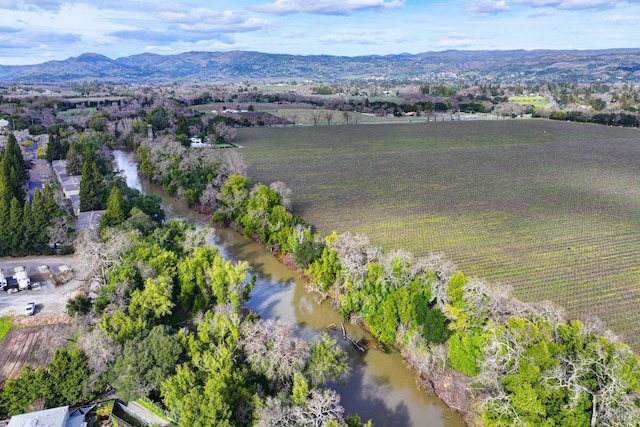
[25,302,35,316]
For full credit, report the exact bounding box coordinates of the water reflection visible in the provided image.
[113,150,465,427]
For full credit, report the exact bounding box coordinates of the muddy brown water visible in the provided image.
[113,150,465,427]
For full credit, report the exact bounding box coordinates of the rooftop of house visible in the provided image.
[8,406,69,427]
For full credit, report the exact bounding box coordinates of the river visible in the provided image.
[113,150,465,427]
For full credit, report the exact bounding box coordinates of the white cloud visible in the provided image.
[254,0,404,15]
[468,0,510,14]
[607,15,638,25]
[0,0,17,8]
[318,29,402,45]
[431,34,476,49]
[156,5,268,33]
[513,0,614,8]
[0,0,64,11]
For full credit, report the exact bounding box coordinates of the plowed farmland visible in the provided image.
[237,120,640,351]
[0,323,71,383]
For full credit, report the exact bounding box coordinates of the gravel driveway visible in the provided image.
[0,255,84,319]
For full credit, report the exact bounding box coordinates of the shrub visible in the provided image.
[66,295,92,316]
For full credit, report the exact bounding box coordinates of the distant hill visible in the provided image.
[1,49,639,84]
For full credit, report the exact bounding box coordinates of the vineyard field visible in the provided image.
[236,120,640,351]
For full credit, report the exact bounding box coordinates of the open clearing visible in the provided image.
[0,323,71,383]
[510,96,553,109]
[236,120,640,351]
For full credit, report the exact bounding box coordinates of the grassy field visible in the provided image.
[510,96,553,109]
[236,120,640,351]
[0,316,12,342]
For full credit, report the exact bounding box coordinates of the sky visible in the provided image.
[0,0,638,65]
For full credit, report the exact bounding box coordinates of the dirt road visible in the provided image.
[0,255,85,319]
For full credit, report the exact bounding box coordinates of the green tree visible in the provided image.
[87,112,108,131]
[292,373,309,405]
[146,106,169,131]
[100,186,128,230]
[46,346,92,407]
[30,189,50,247]
[65,140,83,175]
[7,197,24,254]
[79,146,107,211]
[111,325,182,401]
[21,200,36,254]
[305,333,349,387]
[0,197,9,255]
[0,366,46,417]
[0,133,27,204]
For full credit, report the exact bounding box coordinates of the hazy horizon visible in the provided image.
[1,0,638,66]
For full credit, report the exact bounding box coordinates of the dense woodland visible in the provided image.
[0,83,639,426]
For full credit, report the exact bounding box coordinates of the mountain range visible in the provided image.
[1,49,639,84]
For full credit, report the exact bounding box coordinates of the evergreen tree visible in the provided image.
[31,189,50,246]
[0,133,27,204]
[45,134,67,163]
[21,200,36,254]
[42,184,59,218]
[100,186,127,229]
[65,140,83,175]
[0,198,9,256]
[79,147,107,212]
[8,197,23,255]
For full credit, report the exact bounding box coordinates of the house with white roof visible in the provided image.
[7,405,86,427]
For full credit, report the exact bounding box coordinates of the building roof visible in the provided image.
[8,406,69,427]
[76,210,106,232]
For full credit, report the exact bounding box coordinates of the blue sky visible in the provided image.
[0,0,638,65]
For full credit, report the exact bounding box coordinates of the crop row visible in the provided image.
[239,120,640,352]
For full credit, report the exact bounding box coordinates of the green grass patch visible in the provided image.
[0,317,13,342]
[236,119,640,351]
[510,96,553,109]
[136,399,175,423]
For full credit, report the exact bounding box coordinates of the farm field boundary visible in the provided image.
[236,120,640,351]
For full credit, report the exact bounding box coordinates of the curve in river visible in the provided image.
[113,150,465,427]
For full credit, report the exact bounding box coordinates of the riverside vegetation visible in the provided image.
[1,85,640,425]
[133,131,640,426]
[0,164,369,426]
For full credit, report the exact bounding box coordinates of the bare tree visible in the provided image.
[76,326,122,376]
[33,324,73,366]
[74,228,138,282]
[216,149,249,184]
[243,319,310,391]
[198,183,221,213]
[331,232,381,281]
[215,122,237,144]
[324,111,333,126]
[255,397,298,427]
[292,388,345,427]
[310,109,320,126]
[269,181,293,210]
[46,216,72,246]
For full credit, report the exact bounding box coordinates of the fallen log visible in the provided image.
[341,322,365,352]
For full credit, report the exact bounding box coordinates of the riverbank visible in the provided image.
[229,221,477,425]
[114,149,466,427]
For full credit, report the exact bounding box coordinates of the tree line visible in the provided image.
[129,124,640,425]
[126,124,640,425]
[0,134,64,256]
[0,215,372,426]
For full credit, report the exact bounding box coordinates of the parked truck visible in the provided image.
[13,266,31,290]
[0,268,6,291]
